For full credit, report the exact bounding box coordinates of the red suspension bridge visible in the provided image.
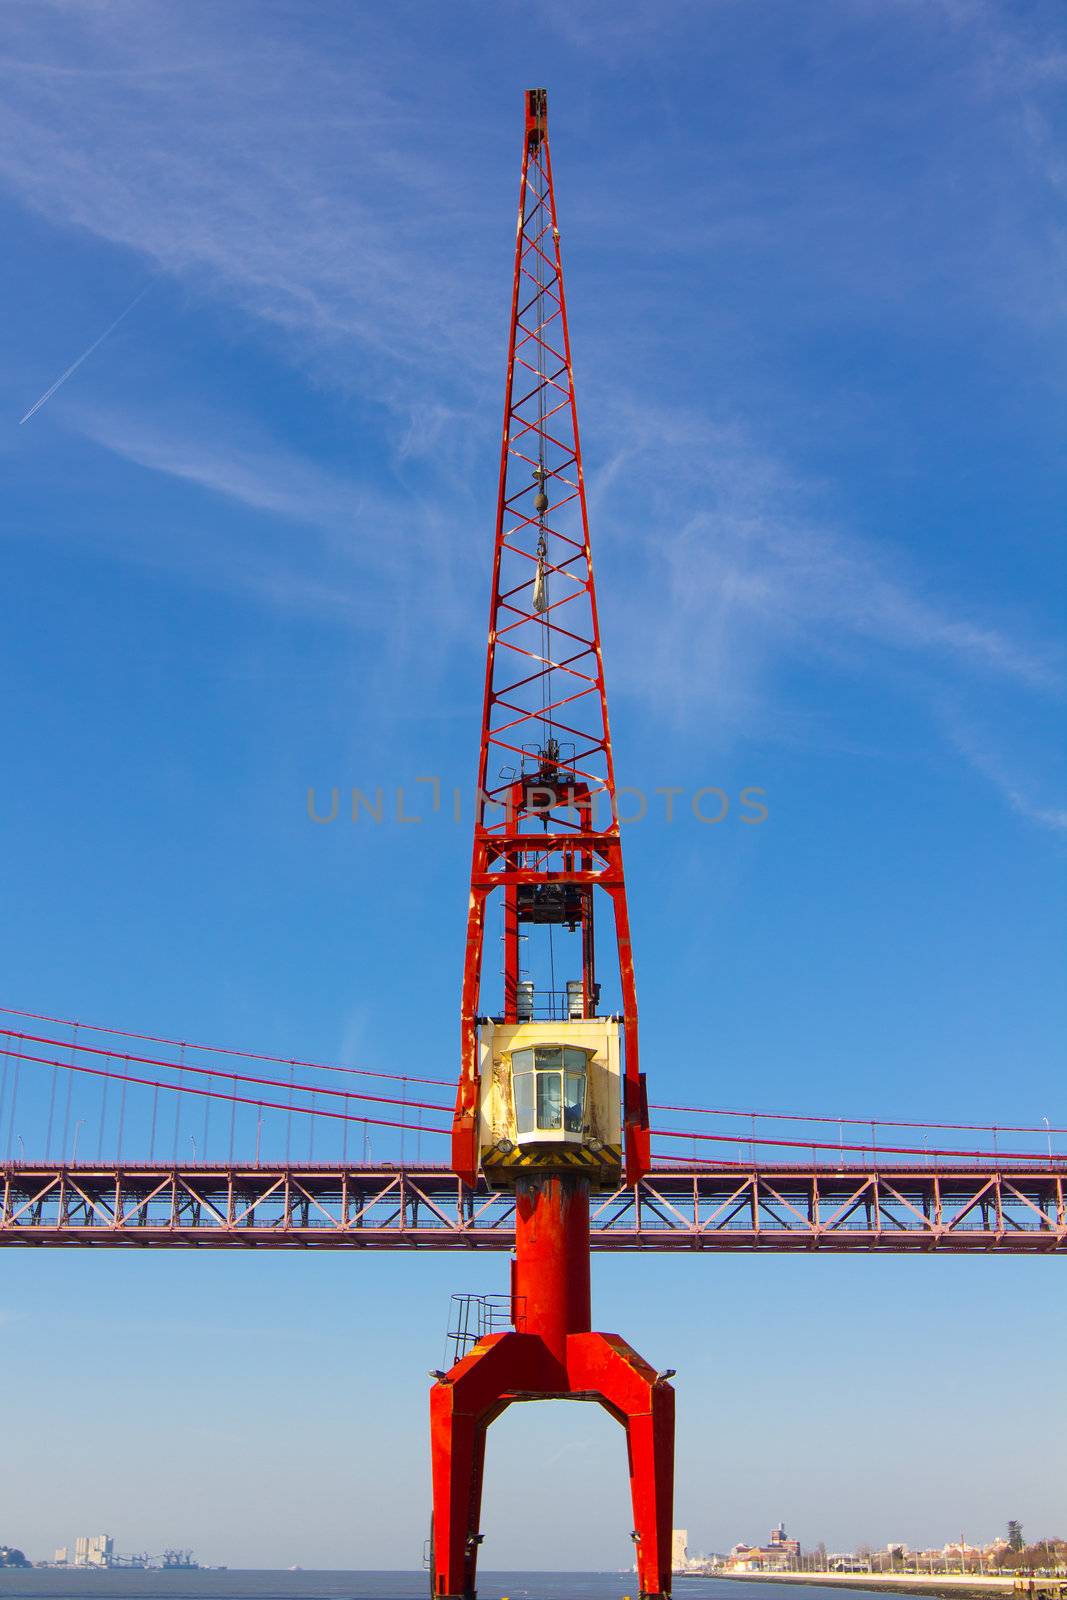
[2,1003,1063,1252]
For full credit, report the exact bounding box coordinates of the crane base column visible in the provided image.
[429,1328,674,1600]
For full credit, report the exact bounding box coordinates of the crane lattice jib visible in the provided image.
[453,88,647,1187]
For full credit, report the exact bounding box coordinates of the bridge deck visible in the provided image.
[1,1163,1064,1251]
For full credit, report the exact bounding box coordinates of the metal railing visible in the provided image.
[446,1292,514,1363]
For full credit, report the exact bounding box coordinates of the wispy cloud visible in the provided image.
[591,402,1062,718]
[63,404,485,644]
[67,395,1066,839]
[3,0,1064,407]
[75,396,1059,695]
[0,4,500,400]
[76,410,386,547]
[4,0,1062,831]
[940,705,1067,833]
[584,400,1067,825]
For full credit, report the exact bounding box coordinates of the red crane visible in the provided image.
[452,85,649,1195]
[431,90,673,1600]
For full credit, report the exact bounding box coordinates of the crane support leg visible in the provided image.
[428,1402,485,1600]
[429,1177,674,1600]
[429,1333,558,1600]
[569,1333,675,1600]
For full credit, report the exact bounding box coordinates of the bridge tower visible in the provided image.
[430,89,674,1600]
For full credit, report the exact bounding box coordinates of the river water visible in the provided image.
[0,1575,884,1600]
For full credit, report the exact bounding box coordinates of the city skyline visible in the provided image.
[9,1520,1065,1574]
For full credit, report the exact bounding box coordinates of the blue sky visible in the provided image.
[1,0,1065,1571]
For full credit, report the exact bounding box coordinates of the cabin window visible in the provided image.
[511,1045,588,1136]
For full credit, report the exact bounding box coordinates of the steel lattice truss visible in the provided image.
[2,1163,1063,1251]
[479,110,615,832]
[454,89,646,1185]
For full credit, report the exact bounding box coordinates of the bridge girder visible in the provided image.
[1,1163,1063,1252]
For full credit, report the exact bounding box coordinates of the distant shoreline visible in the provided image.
[711,1572,1034,1599]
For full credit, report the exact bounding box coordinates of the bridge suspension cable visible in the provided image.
[651,1127,1062,1165]
[2,1040,1061,1166]
[1,1045,452,1136]
[1,1003,1061,1166]
[651,1099,1066,1136]
[0,1004,452,1088]
[0,1027,452,1116]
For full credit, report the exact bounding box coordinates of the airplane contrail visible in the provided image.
[19,282,152,425]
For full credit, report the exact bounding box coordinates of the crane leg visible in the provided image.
[428,1396,489,1600]
[429,1328,673,1600]
[566,1333,675,1600]
[429,1332,560,1599]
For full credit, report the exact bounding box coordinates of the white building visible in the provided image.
[74,1535,113,1569]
